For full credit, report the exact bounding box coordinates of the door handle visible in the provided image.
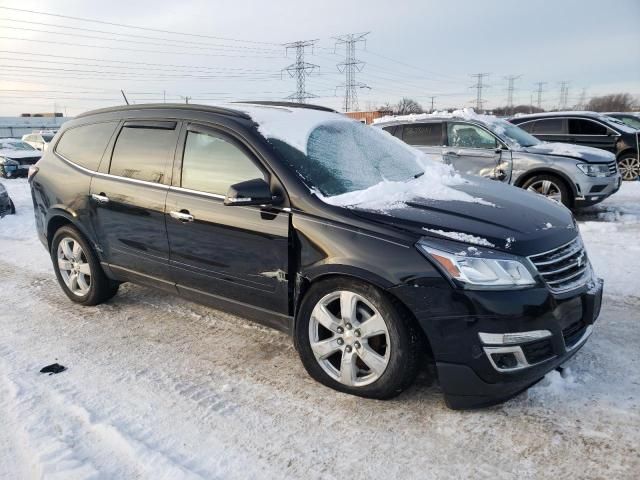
[170,210,194,223]
[91,193,110,204]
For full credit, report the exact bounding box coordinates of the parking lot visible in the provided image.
[1,178,638,479]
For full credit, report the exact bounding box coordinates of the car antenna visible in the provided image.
[120,89,130,105]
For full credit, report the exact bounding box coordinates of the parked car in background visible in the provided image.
[605,112,640,130]
[0,182,16,217]
[22,131,56,151]
[509,111,640,181]
[375,110,621,209]
[30,102,603,409]
[0,138,42,178]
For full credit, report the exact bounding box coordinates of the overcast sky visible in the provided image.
[0,0,638,115]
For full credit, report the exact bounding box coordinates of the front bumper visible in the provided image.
[390,276,603,409]
[574,174,621,207]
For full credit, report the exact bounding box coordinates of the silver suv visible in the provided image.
[375,111,621,208]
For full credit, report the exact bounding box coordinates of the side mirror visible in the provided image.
[224,178,276,207]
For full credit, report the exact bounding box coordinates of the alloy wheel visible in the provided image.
[527,179,563,203]
[57,237,92,296]
[308,290,390,387]
[618,157,640,181]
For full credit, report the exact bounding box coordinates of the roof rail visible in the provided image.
[232,101,338,113]
[74,103,252,120]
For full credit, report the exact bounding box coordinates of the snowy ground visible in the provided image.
[0,178,638,480]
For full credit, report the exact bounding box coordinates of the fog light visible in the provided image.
[491,352,518,369]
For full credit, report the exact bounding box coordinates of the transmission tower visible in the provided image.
[576,88,587,110]
[334,32,369,112]
[282,39,319,103]
[534,82,547,109]
[470,73,490,112]
[504,75,521,113]
[558,81,570,110]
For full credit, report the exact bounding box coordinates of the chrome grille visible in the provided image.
[528,237,590,293]
[607,160,618,176]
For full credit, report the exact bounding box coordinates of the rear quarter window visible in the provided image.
[56,122,119,171]
[402,123,443,146]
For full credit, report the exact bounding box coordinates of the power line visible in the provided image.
[0,6,280,45]
[282,40,319,103]
[469,73,490,112]
[504,75,521,111]
[534,82,547,109]
[334,32,370,112]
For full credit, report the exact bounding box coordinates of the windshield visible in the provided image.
[609,115,640,130]
[485,119,540,148]
[0,139,36,151]
[270,119,423,197]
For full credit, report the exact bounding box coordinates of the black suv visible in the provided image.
[30,102,603,409]
[509,111,640,181]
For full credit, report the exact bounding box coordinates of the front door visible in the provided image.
[90,120,179,282]
[567,118,618,153]
[444,122,512,182]
[165,124,290,315]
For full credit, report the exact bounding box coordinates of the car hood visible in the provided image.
[349,176,578,257]
[521,142,614,163]
[0,148,42,159]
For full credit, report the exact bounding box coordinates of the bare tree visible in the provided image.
[492,104,545,116]
[586,93,638,112]
[394,97,423,115]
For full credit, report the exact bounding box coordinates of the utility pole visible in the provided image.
[534,82,547,110]
[558,81,570,110]
[282,39,319,103]
[470,73,490,112]
[428,96,436,113]
[504,75,521,114]
[334,32,369,112]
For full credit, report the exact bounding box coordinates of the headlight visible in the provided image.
[417,239,536,289]
[576,163,609,177]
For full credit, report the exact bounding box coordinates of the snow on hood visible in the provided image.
[0,139,40,159]
[232,104,492,210]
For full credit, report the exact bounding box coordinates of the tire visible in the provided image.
[9,200,15,214]
[522,174,572,208]
[295,277,422,399]
[51,225,119,306]
[617,154,640,181]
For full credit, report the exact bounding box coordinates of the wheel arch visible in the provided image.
[514,168,577,202]
[46,209,94,252]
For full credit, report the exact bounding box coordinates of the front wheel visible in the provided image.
[522,174,572,208]
[295,278,421,399]
[617,154,640,181]
[9,199,15,214]
[51,225,119,306]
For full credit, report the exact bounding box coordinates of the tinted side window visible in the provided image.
[533,118,564,134]
[569,119,608,135]
[402,123,443,146]
[110,125,177,184]
[518,121,535,133]
[181,131,264,196]
[447,123,497,149]
[382,125,397,136]
[56,122,119,171]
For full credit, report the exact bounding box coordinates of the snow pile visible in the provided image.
[423,228,495,247]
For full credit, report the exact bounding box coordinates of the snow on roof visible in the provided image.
[373,108,503,127]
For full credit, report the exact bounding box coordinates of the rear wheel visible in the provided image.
[51,225,119,306]
[295,278,421,399]
[617,154,640,181]
[522,174,572,208]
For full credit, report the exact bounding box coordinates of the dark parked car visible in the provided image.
[509,111,640,181]
[0,138,42,178]
[0,182,16,217]
[30,102,603,409]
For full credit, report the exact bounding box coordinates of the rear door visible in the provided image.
[165,123,290,315]
[400,122,445,161]
[90,120,179,282]
[567,118,618,153]
[444,122,512,182]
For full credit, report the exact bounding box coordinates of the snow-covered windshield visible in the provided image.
[485,119,540,148]
[280,119,423,196]
[0,139,36,151]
